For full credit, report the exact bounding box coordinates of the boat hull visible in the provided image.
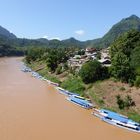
[102,118,140,133]
[66,97,92,109]
[92,110,140,133]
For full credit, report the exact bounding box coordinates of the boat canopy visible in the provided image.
[101,109,129,123]
[70,95,91,105]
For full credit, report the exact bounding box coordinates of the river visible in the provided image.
[0,57,139,140]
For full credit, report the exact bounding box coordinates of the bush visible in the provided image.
[119,87,125,91]
[124,95,135,109]
[79,60,103,84]
[116,94,125,109]
[116,94,135,110]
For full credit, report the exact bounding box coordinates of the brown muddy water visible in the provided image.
[0,57,139,140]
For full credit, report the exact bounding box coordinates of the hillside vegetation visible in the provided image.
[87,15,140,48]
[110,30,140,86]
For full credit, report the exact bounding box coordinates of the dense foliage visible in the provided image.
[110,30,140,85]
[87,15,140,48]
[46,48,68,72]
[0,44,25,57]
[26,47,77,72]
[26,47,46,63]
[79,60,108,84]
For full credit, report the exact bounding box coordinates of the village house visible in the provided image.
[100,47,110,59]
[98,59,111,67]
[68,55,89,71]
[85,48,97,56]
[97,47,111,66]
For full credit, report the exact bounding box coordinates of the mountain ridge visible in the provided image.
[0,15,140,48]
[0,25,17,39]
[87,14,140,48]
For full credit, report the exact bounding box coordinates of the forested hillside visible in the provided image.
[87,15,140,48]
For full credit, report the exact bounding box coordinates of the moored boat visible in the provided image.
[46,80,59,86]
[67,95,93,109]
[21,66,32,72]
[55,87,79,96]
[31,72,39,77]
[92,109,140,133]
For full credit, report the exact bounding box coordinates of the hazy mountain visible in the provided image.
[62,37,85,48]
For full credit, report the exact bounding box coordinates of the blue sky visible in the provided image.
[0,0,140,40]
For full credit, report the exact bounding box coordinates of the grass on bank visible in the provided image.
[38,68,61,84]
[87,81,105,107]
[61,76,85,96]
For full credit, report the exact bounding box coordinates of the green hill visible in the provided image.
[0,25,16,39]
[87,15,140,48]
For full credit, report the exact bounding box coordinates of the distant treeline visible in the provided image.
[0,44,25,57]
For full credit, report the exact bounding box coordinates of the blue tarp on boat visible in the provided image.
[69,95,93,109]
[101,109,129,123]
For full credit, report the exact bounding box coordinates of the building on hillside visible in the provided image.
[100,47,110,59]
[98,59,111,67]
[85,48,97,56]
[67,56,89,71]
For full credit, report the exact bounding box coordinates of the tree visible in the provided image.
[26,47,45,63]
[79,60,103,84]
[0,44,24,57]
[46,48,68,72]
[47,50,58,72]
[110,30,140,85]
[77,50,85,55]
[110,30,140,59]
[111,52,132,82]
[130,47,140,69]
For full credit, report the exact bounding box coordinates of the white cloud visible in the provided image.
[75,30,85,36]
[42,35,49,39]
[49,37,60,40]
[42,35,60,40]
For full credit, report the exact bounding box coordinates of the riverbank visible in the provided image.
[25,59,140,123]
[0,57,140,140]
